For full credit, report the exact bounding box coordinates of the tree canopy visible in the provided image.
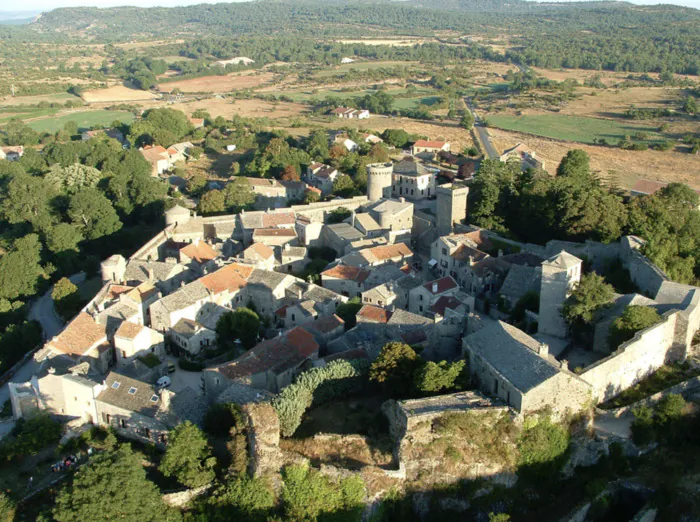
[159,421,216,488]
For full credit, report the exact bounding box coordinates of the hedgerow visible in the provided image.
[273,359,369,437]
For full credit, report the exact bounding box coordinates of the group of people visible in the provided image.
[51,454,79,473]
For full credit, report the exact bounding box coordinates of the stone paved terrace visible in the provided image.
[397,390,505,418]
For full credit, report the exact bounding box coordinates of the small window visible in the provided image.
[128,387,137,395]
[112,381,121,389]
[150,395,159,403]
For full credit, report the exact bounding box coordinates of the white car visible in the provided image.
[156,376,171,389]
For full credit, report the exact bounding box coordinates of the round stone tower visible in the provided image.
[366,162,394,202]
[101,254,126,284]
[164,204,192,227]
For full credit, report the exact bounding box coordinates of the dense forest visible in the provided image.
[7,0,696,75]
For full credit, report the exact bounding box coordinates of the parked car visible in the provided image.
[156,376,171,389]
[167,362,176,374]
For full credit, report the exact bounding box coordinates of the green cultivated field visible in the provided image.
[487,114,662,145]
[271,86,439,111]
[27,110,135,133]
[0,107,61,125]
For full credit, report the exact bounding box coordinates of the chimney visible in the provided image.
[159,388,172,410]
[284,243,290,251]
[147,267,154,282]
[194,237,200,246]
[271,179,276,186]
[537,343,549,358]
[399,197,405,203]
[560,359,568,370]
[432,282,438,294]
[241,209,245,215]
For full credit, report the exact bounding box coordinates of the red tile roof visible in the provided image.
[245,242,275,260]
[262,212,295,228]
[431,295,462,316]
[322,265,370,283]
[200,263,253,294]
[367,243,413,262]
[48,313,108,357]
[214,326,319,379]
[308,314,344,333]
[413,139,447,149]
[357,305,392,323]
[451,244,489,263]
[423,277,458,295]
[180,241,218,264]
[253,228,296,238]
[115,321,145,340]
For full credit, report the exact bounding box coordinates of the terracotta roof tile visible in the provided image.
[125,282,159,304]
[48,313,108,357]
[253,228,296,238]
[413,139,447,149]
[451,244,489,263]
[366,243,412,262]
[262,212,295,228]
[115,321,145,340]
[308,314,345,333]
[431,295,463,316]
[357,305,392,323]
[200,263,252,294]
[423,277,458,295]
[322,265,370,283]
[180,241,218,264]
[245,242,275,260]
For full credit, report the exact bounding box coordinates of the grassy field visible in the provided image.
[27,110,135,133]
[393,95,442,110]
[487,114,662,145]
[0,107,61,125]
[271,86,440,111]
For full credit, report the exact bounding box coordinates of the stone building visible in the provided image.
[538,251,582,338]
[366,162,393,201]
[113,322,165,367]
[170,318,216,355]
[339,242,413,269]
[409,277,459,315]
[435,183,469,237]
[391,158,436,201]
[321,265,370,298]
[203,327,320,397]
[241,242,276,270]
[464,320,591,416]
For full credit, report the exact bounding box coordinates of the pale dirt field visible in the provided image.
[82,84,161,103]
[159,71,276,93]
[488,127,700,190]
[336,38,436,46]
[114,39,185,50]
[560,87,683,119]
[532,66,698,86]
[169,98,309,120]
[0,93,79,106]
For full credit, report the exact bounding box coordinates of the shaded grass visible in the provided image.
[27,110,135,133]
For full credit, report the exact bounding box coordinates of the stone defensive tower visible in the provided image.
[366,162,394,202]
[164,204,192,227]
[101,254,126,284]
[436,183,469,237]
[538,251,583,338]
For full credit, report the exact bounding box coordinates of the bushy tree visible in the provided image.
[45,163,103,191]
[280,165,300,181]
[414,360,466,393]
[198,189,226,215]
[517,416,570,481]
[0,234,47,301]
[556,149,590,179]
[45,223,83,254]
[206,475,275,522]
[335,297,362,329]
[3,173,55,231]
[460,112,475,130]
[370,342,420,397]
[562,273,614,338]
[160,422,216,488]
[216,307,260,350]
[381,128,410,148]
[0,492,15,522]
[281,463,365,522]
[54,444,180,522]
[52,277,82,321]
[609,305,662,349]
[68,187,122,240]
[224,178,256,211]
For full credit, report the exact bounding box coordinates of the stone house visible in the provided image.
[339,242,413,269]
[330,107,370,119]
[140,145,170,176]
[394,275,423,310]
[241,243,276,271]
[538,251,582,339]
[252,228,298,248]
[361,283,398,309]
[170,318,216,355]
[464,320,591,416]
[237,209,296,245]
[278,245,308,274]
[356,305,393,325]
[409,276,459,315]
[391,158,436,201]
[430,231,493,282]
[102,255,192,295]
[321,265,370,298]
[0,146,24,161]
[302,315,345,351]
[322,223,366,256]
[45,313,113,374]
[295,216,324,247]
[178,239,219,275]
[499,143,545,171]
[363,198,414,237]
[305,163,339,195]
[96,372,203,446]
[284,301,322,328]
[244,178,307,209]
[203,327,320,397]
[499,264,542,310]
[113,322,165,367]
[410,140,450,157]
[9,355,103,423]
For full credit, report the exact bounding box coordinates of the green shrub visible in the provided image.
[609,305,662,349]
[0,492,15,522]
[203,403,246,437]
[0,414,63,463]
[281,463,365,521]
[517,416,570,480]
[179,357,205,372]
[160,422,216,488]
[137,353,161,368]
[273,359,369,437]
[207,475,275,521]
[414,360,466,394]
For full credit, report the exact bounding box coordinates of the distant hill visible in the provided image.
[27,0,699,41]
[0,10,41,24]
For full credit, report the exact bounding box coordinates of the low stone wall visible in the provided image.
[580,310,684,403]
[620,237,668,297]
[162,484,211,508]
[599,375,700,418]
[243,402,282,477]
[129,226,174,262]
[292,196,368,223]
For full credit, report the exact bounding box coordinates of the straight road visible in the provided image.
[464,97,499,159]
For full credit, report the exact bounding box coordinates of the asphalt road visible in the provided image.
[464,97,499,159]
